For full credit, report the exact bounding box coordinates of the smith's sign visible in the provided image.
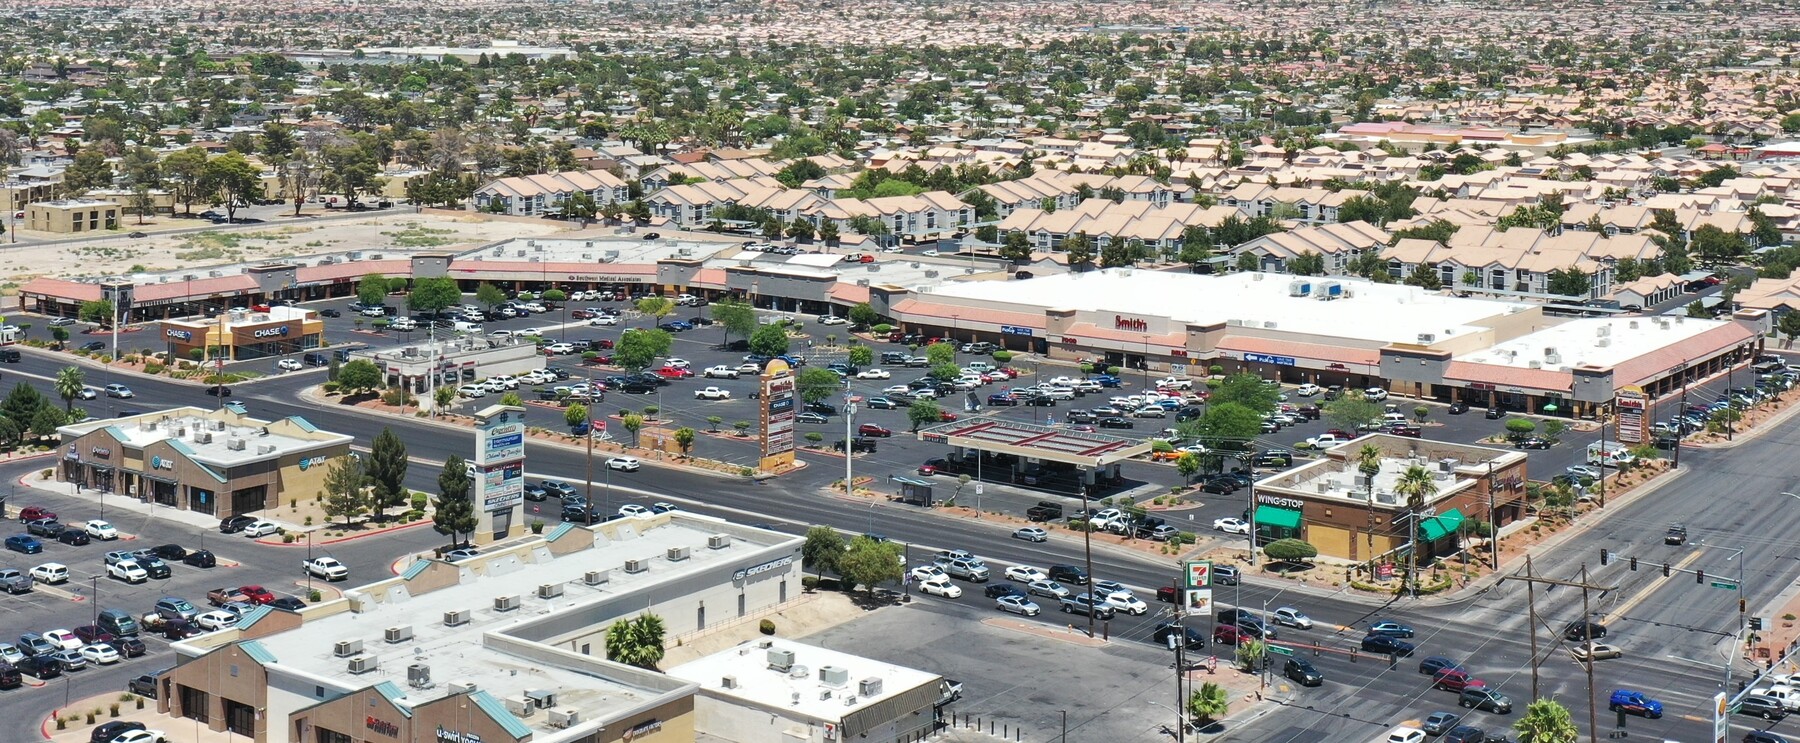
[1113,315,1148,332]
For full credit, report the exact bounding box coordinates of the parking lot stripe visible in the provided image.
[35,585,84,601]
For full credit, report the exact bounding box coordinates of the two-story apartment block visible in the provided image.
[1381,227,1657,299]
[1233,221,1392,273]
[472,168,630,217]
[997,198,1244,253]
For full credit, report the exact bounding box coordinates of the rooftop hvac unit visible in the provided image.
[721,675,738,689]
[443,609,471,627]
[493,595,520,612]
[256,444,276,455]
[384,625,413,644]
[623,559,647,574]
[348,251,363,260]
[767,648,796,672]
[583,570,609,586]
[407,663,431,689]
[1288,280,1312,297]
[1597,325,1612,337]
[213,420,226,430]
[1417,333,1436,344]
[1597,338,1611,347]
[537,583,564,599]
[666,546,690,562]
[347,655,378,674]
[1263,321,1277,329]
[448,681,477,696]
[226,439,246,451]
[1528,361,1543,369]
[844,696,859,706]
[333,639,363,658]
[548,709,580,729]
[504,696,535,717]
[1438,458,1460,472]
[525,689,556,709]
[858,677,884,697]
[209,270,222,278]
[1545,353,1561,364]
[1375,492,1399,505]
[819,665,850,687]
[707,534,732,550]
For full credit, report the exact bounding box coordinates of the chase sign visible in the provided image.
[253,326,291,339]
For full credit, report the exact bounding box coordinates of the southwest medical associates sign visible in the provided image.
[474,407,527,512]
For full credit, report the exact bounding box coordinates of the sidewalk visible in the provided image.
[16,469,229,532]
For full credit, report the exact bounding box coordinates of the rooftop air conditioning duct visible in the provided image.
[443,609,471,627]
[721,676,738,689]
[624,559,647,574]
[707,534,731,550]
[407,663,431,689]
[583,570,609,586]
[448,681,477,696]
[858,677,884,697]
[347,655,378,674]
[504,696,534,717]
[525,690,556,709]
[548,709,580,729]
[767,648,795,672]
[384,625,413,644]
[333,639,363,658]
[819,665,850,687]
[666,546,690,562]
[537,583,564,599]
[493,595,520,612]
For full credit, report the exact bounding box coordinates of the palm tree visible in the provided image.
[54,366,85,411]
[605,613,667,670]
[1393,464,1440,594]
[1356,443,1383,565]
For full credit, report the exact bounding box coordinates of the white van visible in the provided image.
[1381,412,1409,425]
[453,320,482,333]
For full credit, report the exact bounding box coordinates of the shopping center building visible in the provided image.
[876,268,1760,418]
[160,305,327,362]
[150,512,943,743]
[55,405,353,518]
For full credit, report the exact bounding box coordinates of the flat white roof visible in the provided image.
[668,637,940,722]
[254,516,791,734]
[167,305,313,329]
[460,235,741,264]
[59,406,348,468]
[1457,315,1725,370]
[925,269,1535,345]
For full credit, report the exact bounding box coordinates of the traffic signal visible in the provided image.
[1740,599,1748,614]
[1696,570,1705,584]
[1629,557,1638,571]
[1600,548,1610,566]
[1752,617,1765,631]
[1662,562,1670,577]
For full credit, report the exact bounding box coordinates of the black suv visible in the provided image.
[1152,622,1205,650]
[834,437,877,453]
[1048,565,1089,585]
[1738,694,1787,721]
[219,515,257,533]
[1025,502,1063,522]
[1665,524,1687,545]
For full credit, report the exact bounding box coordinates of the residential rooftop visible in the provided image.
[455,234,745,265]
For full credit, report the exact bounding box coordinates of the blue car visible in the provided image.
[1608,690,1663,719]
[1369,620,1415,638]
[1093,375,1122,388]
[1361,634,1415,656]
[5,535,43,554]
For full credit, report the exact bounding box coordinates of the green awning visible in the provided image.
[1254,504,1302,530]
[1419,508,1466,541]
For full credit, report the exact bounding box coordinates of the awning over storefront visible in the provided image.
[1419,508,1466,541]
[1254,504,1302,530]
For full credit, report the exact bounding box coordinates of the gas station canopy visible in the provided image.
[917,419,1153,468]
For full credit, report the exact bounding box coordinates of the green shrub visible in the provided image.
[530,519,545,534]
[411,492,428,510]
[992,350,1013,362]
[872,323,893,334]
[143,362,164,375]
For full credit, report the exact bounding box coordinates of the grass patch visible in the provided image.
[380,225,457,248]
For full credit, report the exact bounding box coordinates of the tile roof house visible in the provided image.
[1234,221,1391,274]
[472,168,629,216]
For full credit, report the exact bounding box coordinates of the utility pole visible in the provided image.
[1503,555,1617,742]
[1081,481,1095,638]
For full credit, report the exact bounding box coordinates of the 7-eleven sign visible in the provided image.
[1184,560,1213,589]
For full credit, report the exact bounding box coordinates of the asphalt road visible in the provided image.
[0,297,1789,741]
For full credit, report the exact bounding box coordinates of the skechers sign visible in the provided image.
[733,555,794,582]
[253,326,291,338]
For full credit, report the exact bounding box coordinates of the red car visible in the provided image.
[584,354,614,365]
[937,410,959,422]
[857,424,893,438]
[591,339,614,350]
[654,366,693,379]
[1432,668,1487,693]
[1324,428,1354,440]
[918,458,947,476]
[570,309,597,319]
[17,506,55,522]
[237,585,276,605]
[888,330,907,342]
[251,303,271,312]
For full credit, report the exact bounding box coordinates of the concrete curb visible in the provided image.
[253,518,433,547]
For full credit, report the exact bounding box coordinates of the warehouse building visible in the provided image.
[56,405,353,518]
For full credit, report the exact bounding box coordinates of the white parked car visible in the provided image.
[607,456,641,472]
[389,318,418,331]
[694,387,732,400]
[909,565,946,583]
[1364,387,1389,401]
[617,504,650,518]
[1004,566,1047,583]
[194,610,240,631]
[818,315,848,325]
[735,362,763,375]
[242,519,282,537]
[703,365,740,379]
[275,358,303,371]
[589,315,620,326]
[79,643,121,665]
[108,560,148,584]
[855,368,891,379]
[664,358,691,369]
[457,385,486,398]
[1273,606,1314,629]
[883,384,912,396]
[1306,433,1348,449]
[544,342,577,355]
[1156,376,1192,390]
[30,563,68,584]
[1213,517,1251,535]
[917,576,962,598]
[84,520,118,540]
[112,730,170,743]
[42,628,81,650]
[1295,383,1321,397]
